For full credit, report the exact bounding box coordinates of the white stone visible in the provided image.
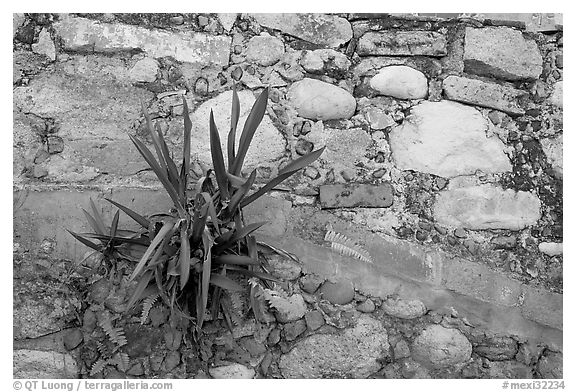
[381,297,427,319]
[370,65,428,99]
[209,363,255,379]
[540,134,563,178]
[189,90,286,169]
[218,13,238,31]
[32,28,57,61]
[245,34,285,66]
[365,108,395,130]
[412,325,472,369]
[300,49,351,74]
[538,242,563,256]
[13,350,78,378]
[54,16,231,66]
[433,184,542,230]
[388,100,511,177]
[549,81,563,108]
[129,57,159,83]
[13,13,25,37]
[288,78,356,120]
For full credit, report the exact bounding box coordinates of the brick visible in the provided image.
[443,75,526,115]
[319,183,394,208]
[357,31,447,57]
[54,16,231,66]
[442,258,524,307]
[521,286,562,330]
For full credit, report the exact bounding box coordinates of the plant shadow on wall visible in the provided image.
[68,86,323,376]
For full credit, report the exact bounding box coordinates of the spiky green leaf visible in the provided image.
[209,110,229,200]
[105,198,150,229]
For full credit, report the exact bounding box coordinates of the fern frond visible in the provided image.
[96,342,111,358]
[98,315,128,348]
[324,230,373,263]
[90,358,108,376]
[140,293,159,325]
[112,352,130,372]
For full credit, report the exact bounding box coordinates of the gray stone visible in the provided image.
[218,13,237,31]
[538,242,563,256]
[188,90,286,169]
[284,319,307,341]
[433,184,542,230]
[300,273,324,294]
[358,31,447,57]
[400,358,431,378]
[304,310,325,331]
[209,363,255,379]
[464,26,543,81]
[443,75,525,115]
[300,49,351,74]
[549,81,563,108]
[54,16,231,66]
[288,78,356,120]
[13,13,26,37]
[245,34,285,66]
[364,108,395,130]
[388,101,511,178]
[163,351,180,372]
[394,340,411,359]
[265,253,302,280]
[537,351,563,379]
[279,314,388,378]
[474,336,518,361]
[13,349,78,378]
[370,66,428,99]
[319,183,394,209]
[411,325,472,369]
[63,329,84,351]
[488,360,533,379]
[357,298,376,313]
[319,280,355,305]
[540,134,563,178]
[273,294,307,323]
[129,57,159,83]
[32,28,57,61]
[381,297,426,319]
[252,13,352,48]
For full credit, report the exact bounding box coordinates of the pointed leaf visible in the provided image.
[142,102,168,173]
[227,86,240,168]
[129,220,177,281]
[198,229,214,330]
[155,122,180,189]
[110,210,120,239]
[231,87,268,175]
[67,230,101,251]
[210,274,243,291]
[182,97,191,182]
[279,146,325,175]
[126,271,154,309]
[226,169,256,215]
[214,254,260,266]
[105,198,150,229]
[226,266,280,282]
[213,221,267,252]
[89,199,107,235]
[209,110,229,200]
[179,226,191,288]
[225,172,248,188]
[82,209,105,236]
[200,192,220,235]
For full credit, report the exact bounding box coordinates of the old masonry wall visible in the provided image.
[13,13,563,379]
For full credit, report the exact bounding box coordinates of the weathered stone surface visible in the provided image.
[475,13,563,32]
[189,90,286,169]
[209,363,255,379]
[300,49,351,75]
[299,273,324,294]
[434,184,542,230]
[357,298,376,313]
[245,34,285,66]
[287,78,356,120]
[411,325,472,369]
[13,13,26,37]
[14,350,78,378]
[218,13,237,31]
[284,319,307,341]
[364,108,395,130]
[32,28,56,61]
[370,65,428,99]
[464,26,543,81]
[538,242,563,256]
[381,297,426,319]
[474,336,518,361]
[252,13,352,48]
[63,329,84,351]
[304,310,325,331]
[540,134,563,178]
[358,31,447,57]
[388,101,512,177]
[319,280,355,305]
[394,340,411,359]
[521,286,562,330]
[54,16,231,66]
[487,360,533,378]
[243,196,292,237]
[265,253,302,280]
[129,57,159,82]
[537,351,563,378]
[273,294,307,323]
[279,314,388,378]
[320,183,394,209]
[443,75,525,115]
[549,81,563,108]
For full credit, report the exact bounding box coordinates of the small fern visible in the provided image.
[90,358,109,376]
[98,315,127,349]
[140,293,159,325]
[324,229,373,264]
[112,352,130,372]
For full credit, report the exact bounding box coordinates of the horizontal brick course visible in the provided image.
[319,183,394,209]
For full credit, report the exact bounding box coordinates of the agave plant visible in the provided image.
[69,86,324,334]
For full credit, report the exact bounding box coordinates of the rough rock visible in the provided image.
[13,350,78,378]
[464,26,543,81]
[251,13,352,48]
[434,184,542,230]
[442,75,525,115]
[245,34,285,66]
[300,49,351,75]
[537,351,563,379]
[474,336,518,361]
[284,319,307,341]
[381,297,427,319]
[299,273,324,293]
[129,57,159,82]
[358,31,447,57]
[540,134,563,178]
[320,183,394,208]
[32,28,57,61]
[304,310,325,331]
[538,242,563,256]
[411,325,472,369]
[188,90,286,169]
[279,314,388,378]
[13,13,26,37]
[488,360,533,378]
[209,363,255,379]
[370,65,428,99]
[265,253,302,280]
[287,78,356,120]
[272,293,307,323]
[63,329,84,351]
[218,13,237,31]
[357,298,376,313]
[54,16,231,66]
[549,81,562,108]
[388,101,511,178]
[319,280,355,305]
[364,108,395,130]
[394,340,411,359]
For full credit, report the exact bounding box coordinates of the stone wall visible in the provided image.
[13,13,563,378]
